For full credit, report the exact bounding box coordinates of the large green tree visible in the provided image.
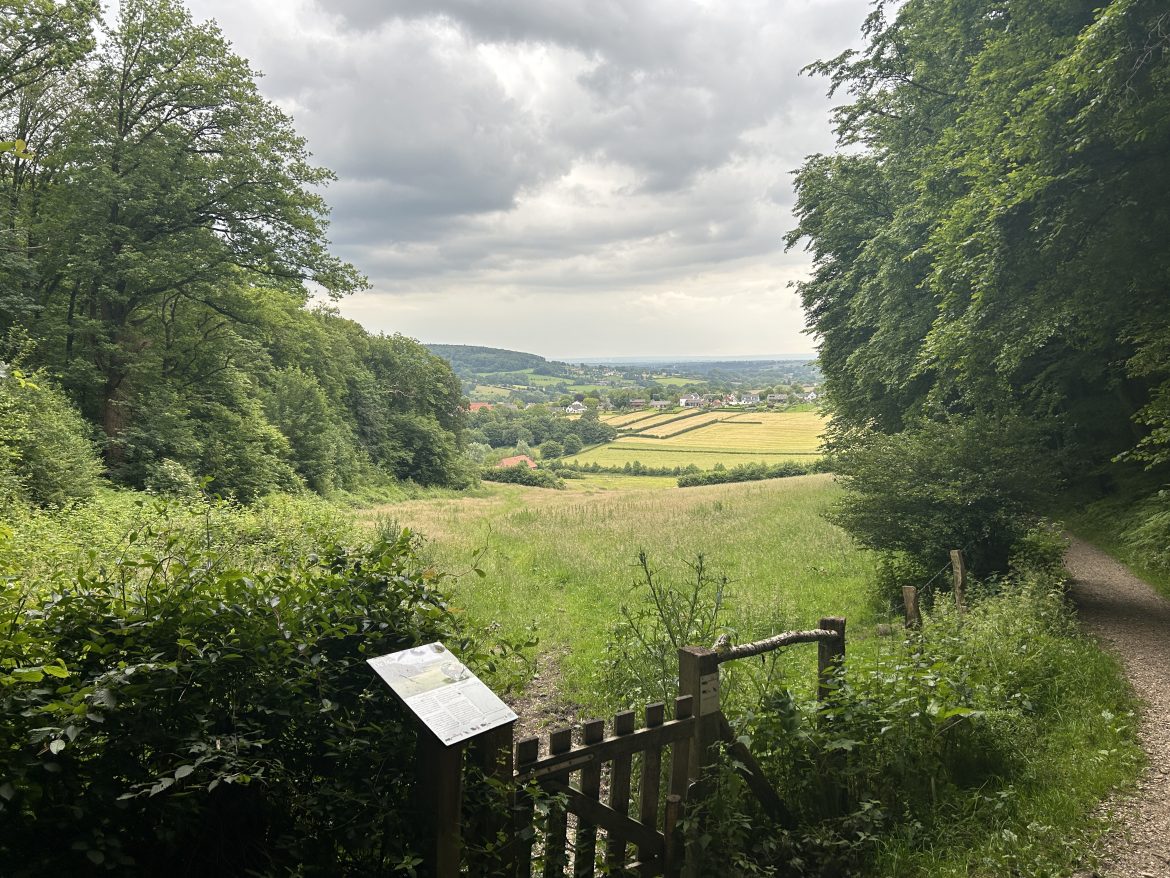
[789,0,1170,475]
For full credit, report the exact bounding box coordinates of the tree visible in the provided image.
[540,439,564,460]
[561,433,583,456]
[789,0,1170,475]
[30,0,363,459]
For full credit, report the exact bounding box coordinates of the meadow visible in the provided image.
[361,474,877,707]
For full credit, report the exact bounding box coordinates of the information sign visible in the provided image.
[367,642,517,747]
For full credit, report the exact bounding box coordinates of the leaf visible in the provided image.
[42,664,69,679]
[174,764,194,780]
[49,739,66,755]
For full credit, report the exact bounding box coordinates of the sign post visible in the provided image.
[368,642,517,877]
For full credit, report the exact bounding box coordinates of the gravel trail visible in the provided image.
[1067,538,1170,878]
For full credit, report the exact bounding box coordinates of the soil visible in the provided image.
[1067,538,1170,878]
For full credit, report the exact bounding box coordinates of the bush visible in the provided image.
[0,368,104,506]
[677,460,816,487]
[480,463,564,489]
[828,414,1058,576]
[0,520,487,875]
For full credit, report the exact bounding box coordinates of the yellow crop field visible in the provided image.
[567,411,826,470]
[616,410,703,433]
[602,410,668,428]
[635,410,728,437]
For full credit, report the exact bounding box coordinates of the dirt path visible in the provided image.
[1067,538,1170,878]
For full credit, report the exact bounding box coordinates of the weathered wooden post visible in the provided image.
[817,617,846,703]
[417,733,464,878]
[678,646,721,878]
[678,646,721,781]
[903,585,921,629]
[468,721,516,876]
[950,549,967,611]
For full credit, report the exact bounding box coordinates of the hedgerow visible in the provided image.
[0,501,518,876]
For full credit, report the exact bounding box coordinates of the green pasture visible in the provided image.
[361,475,876,706]
[567,445,815,470]
[471,384,512,400]
[649,375,703,387]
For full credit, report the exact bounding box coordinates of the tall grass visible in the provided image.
[361,474,877,705]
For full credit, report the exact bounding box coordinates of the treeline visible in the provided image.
[677,460,825,487]
[467,405,616,449]
[0,0,468,503]
[789,0,1170,574]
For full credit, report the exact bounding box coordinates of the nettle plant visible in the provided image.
[0,519,515,876]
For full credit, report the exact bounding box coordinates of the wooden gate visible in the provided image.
[512,695,694,877]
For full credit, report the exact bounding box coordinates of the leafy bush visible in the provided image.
[0,514,500,875]
[599,552,728,709]
[828,414,1058,576]
[480,463,564,489]
[677,460,819,487]
[0,368,104,506]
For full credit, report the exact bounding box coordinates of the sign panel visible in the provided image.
[367,642,517,747]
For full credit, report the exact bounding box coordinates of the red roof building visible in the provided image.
[496,455,537,469]
[468,401,495,412]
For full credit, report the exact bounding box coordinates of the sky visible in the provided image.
[181,0,871,360]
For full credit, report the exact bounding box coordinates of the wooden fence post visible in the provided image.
[417,733,463,878]
[467,721,515,876]
[678,647,721,781]
[816,617,846,704]
[950,549,967,611]
[902,586,921,629]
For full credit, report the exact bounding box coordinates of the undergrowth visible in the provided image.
[603,550,1141,877]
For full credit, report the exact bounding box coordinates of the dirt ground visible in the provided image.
[1068,538,1170,878]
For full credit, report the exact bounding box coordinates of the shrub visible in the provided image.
[828,414,1058,576]
[0,368,104,506]
[0,522,486,875]
[480,463,564,489]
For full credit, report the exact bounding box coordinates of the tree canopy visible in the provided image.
[1,0,469,499]
[789,0,1170,477]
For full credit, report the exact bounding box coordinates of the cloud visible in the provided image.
[184,0,871,355]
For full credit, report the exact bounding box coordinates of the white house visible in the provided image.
[565,401,587,414]
[679,394,702,408]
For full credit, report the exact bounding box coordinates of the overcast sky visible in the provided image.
[181,0,870,360]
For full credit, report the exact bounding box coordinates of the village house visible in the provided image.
[629,399,647,409]
[739,392,761,406]
[468,401,494,413]
[649,400,671,409]
[679,394,702,408]
[766,393,789,405]
[565,401,588,414]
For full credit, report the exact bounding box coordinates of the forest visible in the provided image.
[788,0,1170,577]
[0,0,469,505]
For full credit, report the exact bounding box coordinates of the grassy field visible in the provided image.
[601,410,675,428]
[360,474,876,706]
[471,384,512,399]
[572,410,827,470]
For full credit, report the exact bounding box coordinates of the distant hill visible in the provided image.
[425,344,566,376]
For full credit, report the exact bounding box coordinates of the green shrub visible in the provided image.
[480,463,564,489]
[0,519,487,875]
[828,414,1058,576]
[0,368,104,506]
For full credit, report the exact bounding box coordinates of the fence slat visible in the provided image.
[515,737,540,878]
[542,728,573,878]
[816,617,846,704]
[637,703,665,875]
[573,719,605,877]
[605,710,636,874]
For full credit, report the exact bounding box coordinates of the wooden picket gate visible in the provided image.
[513,695,694,877]
[416,616,847,877]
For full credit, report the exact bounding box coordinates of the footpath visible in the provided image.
[1068,538,1170,878]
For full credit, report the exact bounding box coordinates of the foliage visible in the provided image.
[600,552,729,708]
[0,0,468,498]
[788,0,1170,515]
[678,460,823,488]
[0,363,103,506]
[479,463,564,489]
[827,414,1058,577]
[0,502,527,876]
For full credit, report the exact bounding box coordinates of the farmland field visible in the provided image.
[602,410,672,428]
[361,474,874,708]
[611,409,704,433]
[571,410,826,470]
